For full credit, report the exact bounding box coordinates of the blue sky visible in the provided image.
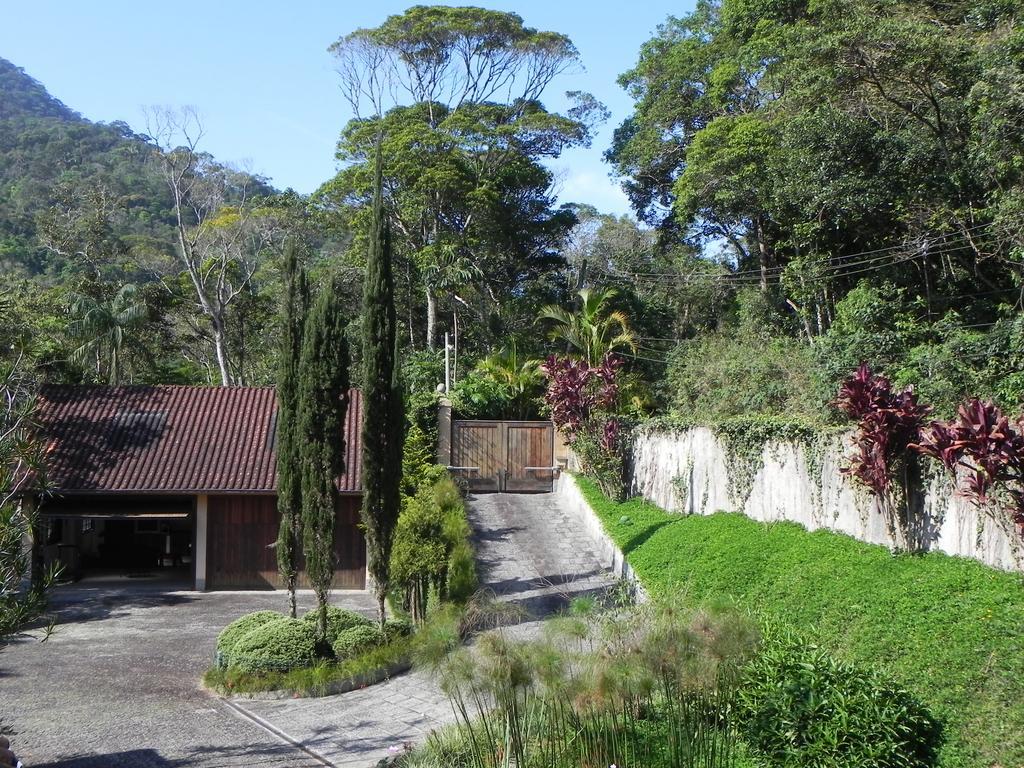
[0,1,691,216]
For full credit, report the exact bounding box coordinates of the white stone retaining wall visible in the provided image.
[630,427,1024,572]
[555,473,649,602]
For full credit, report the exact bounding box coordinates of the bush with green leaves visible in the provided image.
[300,605,372,644]
[384,617,414,642]
[332,624,386,660]
[402,349,444,441]
[665,331,824,424]
[402,423,446,497]
[738,632,943,767]
[215,611,284,667]
[391,475,477,622]
[445,541,477,605]
[449,345,544,420]
[229,617,320,675]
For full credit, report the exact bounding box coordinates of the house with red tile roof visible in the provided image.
[34,385,366,590]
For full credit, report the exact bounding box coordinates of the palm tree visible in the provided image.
[538,287,637,366]
[476,342,543,419]
[67,283,148,384]
[424,244,482,378]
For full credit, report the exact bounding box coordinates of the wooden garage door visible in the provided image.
[206,495,366,589]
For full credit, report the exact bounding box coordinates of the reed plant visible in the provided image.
[420,601,758,768]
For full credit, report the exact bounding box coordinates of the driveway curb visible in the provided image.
[220,697,339,767]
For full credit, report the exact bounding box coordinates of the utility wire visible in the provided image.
[592,227,996,289]
[600,221,995,280]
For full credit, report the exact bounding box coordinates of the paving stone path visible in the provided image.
[3,584,373,768]
[235,490,616,767]
[4,490,614,768]
[466,492,616,617]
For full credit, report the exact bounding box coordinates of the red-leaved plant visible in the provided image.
[540,353,623,441]
[912,399,1024,535]
[541,353,626,499]
[835,364,930,496]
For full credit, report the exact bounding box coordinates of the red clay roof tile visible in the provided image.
[36,385,363,494]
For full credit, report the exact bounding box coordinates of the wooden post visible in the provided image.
[194,494,208,591]
[437,398,452,467]
[444,332,451,393]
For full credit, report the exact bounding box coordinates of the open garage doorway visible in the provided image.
[39,496,196,589]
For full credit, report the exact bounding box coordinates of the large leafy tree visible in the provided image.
[323,6,600,351]
[147,107,285,385]
[275,241,308,619]
[609,0,1023,319]
[298,275,350,641]
[360,147,405,627]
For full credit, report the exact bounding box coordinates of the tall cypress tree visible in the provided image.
[276,240,308,618]
[298,275,350,640]
[361,142,404,626]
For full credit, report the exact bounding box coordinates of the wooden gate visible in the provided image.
[450,420,556,492]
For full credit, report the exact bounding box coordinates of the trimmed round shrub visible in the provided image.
[230,618,319,674]
[384,617,414,642]
[301,605,373,644]
[215,611,284,667]
[332,624,386,660]
[737,638,943,768]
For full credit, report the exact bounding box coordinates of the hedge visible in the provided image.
[301,605,373,644]
[215,610,284,667]
[230,617,320,675]
[332,624,386,661]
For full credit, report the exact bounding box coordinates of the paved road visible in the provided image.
[3,584,375,767]
[236,491,616,766]
[466,491,616,617]
[5,491,614,767]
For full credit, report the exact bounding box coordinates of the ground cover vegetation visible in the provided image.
[398,596,942,768]
[574,476,1024,768]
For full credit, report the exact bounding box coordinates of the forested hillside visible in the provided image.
[0,56,292,385]
[2,0,1023,420]
[0,57,175,277]
[602,0,1024,420]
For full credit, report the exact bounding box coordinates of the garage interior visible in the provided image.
[41,496,195,587]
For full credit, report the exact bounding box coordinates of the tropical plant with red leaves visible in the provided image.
[601,417,621,453]
[913,399,1024,535]
[836,364,930,497]
[539,355,594,438]
[541,353,627,499]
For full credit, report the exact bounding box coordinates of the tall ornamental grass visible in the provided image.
[419,601,758,768]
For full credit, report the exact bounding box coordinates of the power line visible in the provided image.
[600,221,995,280]
[591,226,997,290]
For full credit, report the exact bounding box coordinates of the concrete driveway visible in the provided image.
[2,581,376,767]
[4,489,617,767]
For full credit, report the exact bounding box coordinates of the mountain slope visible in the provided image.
[0,56,177,276]
[0,57,81,121]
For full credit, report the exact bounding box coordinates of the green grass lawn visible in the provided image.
[574,476,1024,768]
